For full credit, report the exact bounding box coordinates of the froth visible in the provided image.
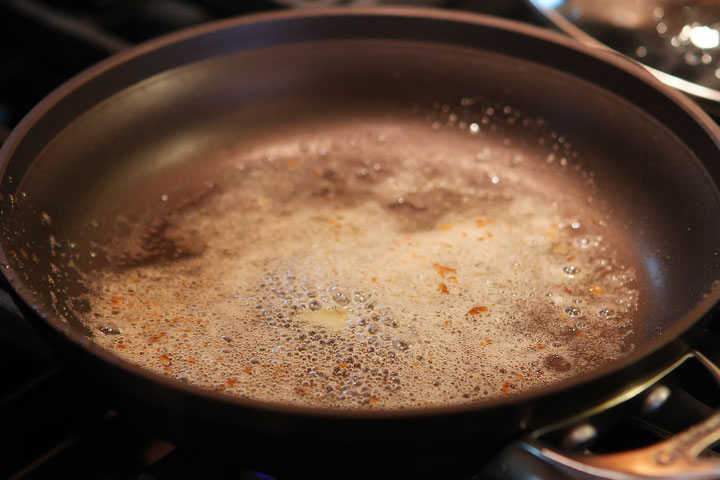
[79,118,638,410]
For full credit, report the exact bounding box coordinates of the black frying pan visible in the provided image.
[1,8,719,479]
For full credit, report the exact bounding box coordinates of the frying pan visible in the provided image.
[1,7,720,479]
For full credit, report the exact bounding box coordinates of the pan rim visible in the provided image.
[1,6,719,420]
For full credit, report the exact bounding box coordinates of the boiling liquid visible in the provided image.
[79,130,637,410]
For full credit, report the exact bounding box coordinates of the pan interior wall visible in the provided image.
[5,39,718,361]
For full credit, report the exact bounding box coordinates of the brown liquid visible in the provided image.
[78,117,638,410]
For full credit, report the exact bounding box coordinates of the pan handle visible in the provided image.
[485,350,720,480]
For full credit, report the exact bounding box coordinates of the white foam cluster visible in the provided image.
[79,118,638,410]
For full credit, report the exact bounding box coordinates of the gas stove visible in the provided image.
[2,2,720,479]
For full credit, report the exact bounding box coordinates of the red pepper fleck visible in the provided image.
[467,306,489,315]
[149,332,166,344]
[433,263,457,276]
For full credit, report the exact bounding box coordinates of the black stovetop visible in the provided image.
[2,2,719,479]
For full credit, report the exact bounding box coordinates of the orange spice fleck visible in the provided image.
[371,277,377,283]
[448,276,459,284]
[588,285,606,295]
[338,362,348,369]
[476,219,491,227]
[110,296,124,305]
[485,337,493,344]
[467,306,489,315]
[117,344,126,349]
[563,287,573,295]
[477,237,485,242]
[438,222,454,231]
[226,378,238,386]
[187,357,196,364]
[242,366,253,375]
[502,382,511,394]
[433,263,457,276]
[150,332,166,344]
[537,344,545,350]
[438,283,449,294]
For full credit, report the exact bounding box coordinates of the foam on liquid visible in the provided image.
[79,122,638,410]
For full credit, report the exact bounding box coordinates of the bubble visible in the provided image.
[40,212,53,226]
[354,292,368,302]
[98,324,122,335]
[565,307,581,317]
[563,265,579,276]
[330,287,350,306]
[392,337,410,351]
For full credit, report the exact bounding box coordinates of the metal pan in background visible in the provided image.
[528,0,720,115]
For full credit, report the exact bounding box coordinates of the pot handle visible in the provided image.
[488,351,720,480]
